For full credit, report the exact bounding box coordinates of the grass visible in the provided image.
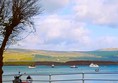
[3,51,34,62]
[3,49,118,65]
[3,49,94,63]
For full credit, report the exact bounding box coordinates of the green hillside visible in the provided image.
[3,49,118,63]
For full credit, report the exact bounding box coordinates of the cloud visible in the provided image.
[88,36,118,50]
[11,0,118,51]
[36,15,91,45]
[98,36,118,47]
[14,14,91,51]
[11,33,43,49]
[40,0,70,13]
[73,0,118,27]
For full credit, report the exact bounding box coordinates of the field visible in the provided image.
[3,48,118,65]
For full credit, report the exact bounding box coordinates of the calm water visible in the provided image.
[2,65,118,83]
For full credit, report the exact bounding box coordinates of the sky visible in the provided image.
[12,0,118,51]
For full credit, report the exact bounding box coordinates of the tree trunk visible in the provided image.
[0,28,13,83]
[0,50,3,83]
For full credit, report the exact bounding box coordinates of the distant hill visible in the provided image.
[3,48,118,63]
[98,48,118,51]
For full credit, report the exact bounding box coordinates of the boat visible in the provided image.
[70,65,78,68]
[28,65,36,68]
[51,64,55,68]
[89,63,99,67]
[95,68,99,72]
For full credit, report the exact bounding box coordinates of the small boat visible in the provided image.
[28,65,36,68]
[89,63,99,67]
[51,64,55,68]
[95,68,99,72]
[70,65,78,68]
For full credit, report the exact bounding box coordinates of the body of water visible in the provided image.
[2,65,118,83]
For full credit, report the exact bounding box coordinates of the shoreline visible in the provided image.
[36,60,118,65]
[4,60,118,66]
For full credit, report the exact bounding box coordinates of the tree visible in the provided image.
[0,0,41,82]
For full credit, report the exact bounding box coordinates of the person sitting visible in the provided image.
[26,75,32,83]
[13,75,22,83]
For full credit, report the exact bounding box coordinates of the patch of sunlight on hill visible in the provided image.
[3,52,34,62]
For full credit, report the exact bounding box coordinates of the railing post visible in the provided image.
[82,72,84,83]
[49,74,51,83]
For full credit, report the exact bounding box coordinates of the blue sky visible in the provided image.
[13,0,118,51]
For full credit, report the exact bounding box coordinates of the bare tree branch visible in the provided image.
[0,0,41,82]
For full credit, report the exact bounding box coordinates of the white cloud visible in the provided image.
[89,36,118,50]
[98,36,118,46]
[13,14,92,51]
[73,0,118,27]
[40,0,70,13]
[11,0,118,51]
[36,15,91,45]
[12,33,43,49]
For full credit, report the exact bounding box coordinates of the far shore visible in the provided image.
[3,60,118,66]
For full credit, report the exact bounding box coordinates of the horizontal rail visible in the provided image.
[49,72,118,75]
[3,72,118,76]
[3,79,118,82]
[50,79,118,82]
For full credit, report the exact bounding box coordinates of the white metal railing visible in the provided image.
[3,72,118,83]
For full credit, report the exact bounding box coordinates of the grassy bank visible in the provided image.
[3,49,118,65]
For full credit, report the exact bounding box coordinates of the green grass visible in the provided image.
[3,50,34,62]
[3,49,118,65]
